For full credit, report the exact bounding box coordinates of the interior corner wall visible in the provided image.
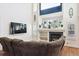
[0,3,33,41]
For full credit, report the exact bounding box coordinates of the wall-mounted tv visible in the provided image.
[10,22,27,34]
[39,3,62,15]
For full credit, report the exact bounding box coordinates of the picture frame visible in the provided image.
[68,23,75,37]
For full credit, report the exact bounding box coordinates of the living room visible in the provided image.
[0,2,79,56]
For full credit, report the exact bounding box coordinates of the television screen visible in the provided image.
[39,3,62,15]
[10,22,27,34]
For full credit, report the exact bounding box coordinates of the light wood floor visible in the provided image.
[61,46,79,56]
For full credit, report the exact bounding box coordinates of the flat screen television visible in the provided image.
[10,22,27,34]
[39,3,62,15]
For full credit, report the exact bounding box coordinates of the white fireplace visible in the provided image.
[38,29,64,42]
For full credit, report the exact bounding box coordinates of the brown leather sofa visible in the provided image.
[0,37,65,56]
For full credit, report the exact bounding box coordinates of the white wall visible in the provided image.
[0,3,33,40]
[63,3,79,48]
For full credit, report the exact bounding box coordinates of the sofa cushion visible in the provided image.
[11,39,23,56]
[0,50,9,56]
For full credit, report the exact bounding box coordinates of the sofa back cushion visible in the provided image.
[11,39,23,56]
[17,41,48,56]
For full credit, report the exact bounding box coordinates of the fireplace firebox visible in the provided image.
[49,32,63,42]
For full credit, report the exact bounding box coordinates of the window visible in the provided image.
[39,3,62,15]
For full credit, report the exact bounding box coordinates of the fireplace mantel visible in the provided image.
[38,28,64,32]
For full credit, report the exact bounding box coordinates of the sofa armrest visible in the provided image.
[47,38,65,56]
